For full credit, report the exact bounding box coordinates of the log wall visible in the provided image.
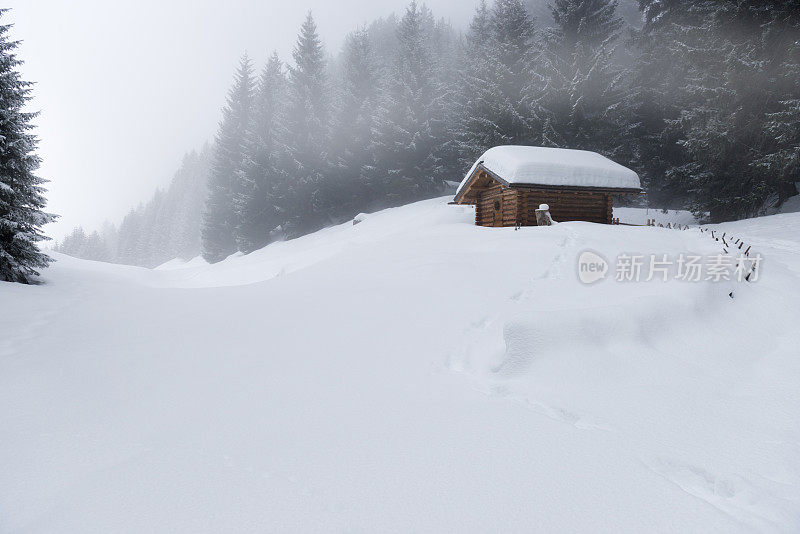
[474,187,612,226]
[475,183,520,227]
[517,189,611,225]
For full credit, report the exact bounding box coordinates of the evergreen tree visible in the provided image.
[538,0,626,155]
[653,1,795,221]
[83,230,110,262]
[370,1,449,205]
[428,15,463,181]
[755,3,800,206]
[57,223,117,263]
[279,12,331,237]
[762,96,800,206]
[100,220,119,260]
[454,1,499,166]
[116,207,143,266]
[202,54,255,262]
[55,226,87,258]
[365,14,401,73]
[626,0,692,208]
[331,27,381,213]
[336,28,379,158]
[143,188,171,266]
[469,0,491,56]
[235,53,287,253]
[550,0,623,49]
[659,1,744,221]
[0,11,56,283]
[331,28,382,214]
[168,145,212,260]
[492,0,538,116]
[455,0,538,169]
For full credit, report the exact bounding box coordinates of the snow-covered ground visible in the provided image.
[776,195,800,215]
[2,198,799,532]
[615,206,698,226]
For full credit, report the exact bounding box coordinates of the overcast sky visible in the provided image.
[6,0,475,240]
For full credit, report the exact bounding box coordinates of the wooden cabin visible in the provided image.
[453,146,641,226]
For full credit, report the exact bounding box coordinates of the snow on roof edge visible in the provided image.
[456,146,641,196]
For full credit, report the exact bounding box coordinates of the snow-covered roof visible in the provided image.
[456,146,641,197]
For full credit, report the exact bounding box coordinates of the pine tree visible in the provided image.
[83,231,109,262]
[201,54,255,263]
[427,15,462,182]
[657,1,740,220]
[469,0,491,57]
[492,0,537,104]
[370,1,449,205]
[161,145,212,261]
[550,0,622,49]
[538,0,626,154]
[0,11,56,283]
[364,14,401,73]
[454,1,499,166]
[55,225,110,263]
[655,1,791,221]
[235,53,287,253]
[455,0,538,169]
[55,226,87,258]
[116,207,143,266]
[762,96,800,206]
[626,0,692,208]
[280,12,331,237]
[756,3,800,206]
[331,27,381,213]
[141,188,169,267]
[100,220,119,260]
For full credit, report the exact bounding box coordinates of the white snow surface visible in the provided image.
[154,256,208,271]
[457,145,641,194]
[615,206,698,226]
[2,198,800,532]
[777,195,800,214]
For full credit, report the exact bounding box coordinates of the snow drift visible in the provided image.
[2,197,800,532]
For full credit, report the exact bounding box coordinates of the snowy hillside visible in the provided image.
[2,197,800,532]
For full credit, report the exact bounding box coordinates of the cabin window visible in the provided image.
[493,200,500,211]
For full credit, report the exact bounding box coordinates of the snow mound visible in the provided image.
[458,145,641,194]
[3,197,800,532]
[154,256,208,271]
[152,198,473,288]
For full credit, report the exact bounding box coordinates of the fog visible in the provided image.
[6,0,475,240]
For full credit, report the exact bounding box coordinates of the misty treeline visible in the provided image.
[56,147,211,267]
[57,0,800,267]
